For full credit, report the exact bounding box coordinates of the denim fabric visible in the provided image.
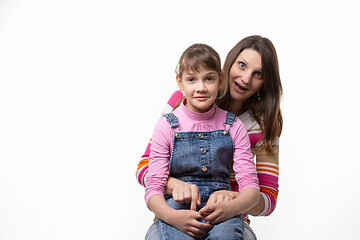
[145,222,159,240]
[243,222,257,240]
[155,112,244,240]
[156,214,243,240]
[169,130,234,180]
[156,184,244,240]
[146,218,256,240]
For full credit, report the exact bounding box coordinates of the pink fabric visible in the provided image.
[248,132,262,148]
[167,90,183,107]
[257,172,278,215]
[263,192,277,216]
[138,165,148,186]
[141,143,151,160]
[145,102,259,205]
[258,173,278,191]
[136,90,279,216]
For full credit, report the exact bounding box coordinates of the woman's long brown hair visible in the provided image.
[216,35,283,152]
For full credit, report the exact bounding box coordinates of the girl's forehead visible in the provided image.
[182,67,218,75]
[183,64,215,73]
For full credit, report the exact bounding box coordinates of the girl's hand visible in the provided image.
[199,201,234,225]
[165,177,201,210]
[167,210,212,238]
[206,190,240,205]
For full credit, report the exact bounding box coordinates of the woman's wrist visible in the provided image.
[246,192,265,216]
[230,188,260,215]
[231,190,240,199]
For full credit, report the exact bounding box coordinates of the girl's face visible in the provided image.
[177,67,222,113]
[229,48,264,105]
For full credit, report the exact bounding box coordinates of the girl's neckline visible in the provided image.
[180,101,216,121]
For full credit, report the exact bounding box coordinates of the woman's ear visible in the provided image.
[176,75,184,91]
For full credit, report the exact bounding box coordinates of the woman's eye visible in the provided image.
[254,72,263,79]
[238,62,245,68]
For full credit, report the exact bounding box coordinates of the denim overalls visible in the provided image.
[155,112,244,240]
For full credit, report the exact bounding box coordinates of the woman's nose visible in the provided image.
[242,71,251,84]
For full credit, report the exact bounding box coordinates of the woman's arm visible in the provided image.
[204,142,280,216]
[247,143,279,216]
[135,140,152,187]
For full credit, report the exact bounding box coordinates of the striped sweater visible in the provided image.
[136,90,279,217]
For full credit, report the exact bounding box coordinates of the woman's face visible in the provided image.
[229,48,264,104]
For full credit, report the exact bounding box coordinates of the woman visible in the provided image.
[136,35,283,239]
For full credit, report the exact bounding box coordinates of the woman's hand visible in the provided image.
[197,190,239,224]
[206,190,240,205]
[200,188,260,224]
[199,201,235,225]
[166,210,212,238]
[165,177,201,210]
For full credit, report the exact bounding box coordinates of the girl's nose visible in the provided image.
[196,80,207,91]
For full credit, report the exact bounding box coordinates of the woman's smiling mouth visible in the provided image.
[234,81,248,92]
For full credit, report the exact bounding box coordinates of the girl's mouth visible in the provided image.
[194,96,209,101]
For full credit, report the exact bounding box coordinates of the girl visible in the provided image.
[137,35,282,240]
[145,43,260,239]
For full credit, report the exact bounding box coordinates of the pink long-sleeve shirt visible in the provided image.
[145,102,259,205]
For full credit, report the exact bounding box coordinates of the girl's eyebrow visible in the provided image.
[204,71,217,75]
[184,70,217,75]
[183,72,195,76]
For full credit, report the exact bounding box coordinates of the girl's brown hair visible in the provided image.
[173,43,222,109]
[175,43,222,78]
[217,35,283,152]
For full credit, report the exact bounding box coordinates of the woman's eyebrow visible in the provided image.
[237,57,248,64]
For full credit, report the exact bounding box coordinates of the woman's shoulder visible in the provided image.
[238,110,260,132]
[161,90,184,115]
[167,90,183,107]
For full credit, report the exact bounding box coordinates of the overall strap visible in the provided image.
[163,113,180,128]
[224,112,236,126]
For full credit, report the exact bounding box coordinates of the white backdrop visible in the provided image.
[1,0,359,239]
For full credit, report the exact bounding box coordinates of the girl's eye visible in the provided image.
[187,78,194,82]
[238,62,245,68]
[206,77,214,81]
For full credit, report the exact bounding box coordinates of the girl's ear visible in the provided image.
[218,73,224,90]
[176,75,184,91]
